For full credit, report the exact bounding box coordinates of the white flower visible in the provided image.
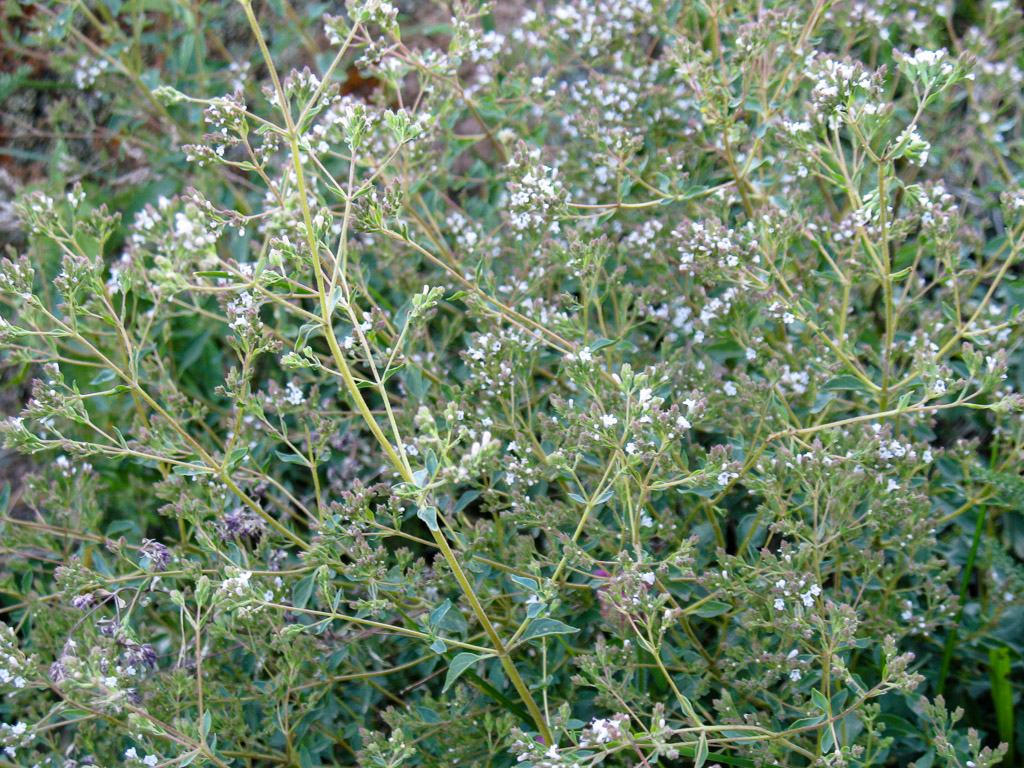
[143,756,159,767]
[284,381,305,406]
[590,718,613,743]
[601,414,618,428]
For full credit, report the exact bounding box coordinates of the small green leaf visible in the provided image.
[526,601,546,618]
[520,618,579,642]
[691,600,731,618]
[989,646,1014,763]
[822,375,871,391]
[810,390,837,414]
[679,486,719,498]
[172,464,213,476]
[694,731,709,768]
[418,505,439,531]
[454,491,480,513]
[509,575,538,591]
[274,450,309,466]
[414,705,443,724]
[890,266,913,280]
[227,446,250,466]
[430,599,452,627]
[443,652,491,692]
[811,688,830,713]
[106,519,136,536]
[293,574,316,609]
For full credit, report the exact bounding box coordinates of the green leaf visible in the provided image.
[810,390,836,414]
[694,731,709,768]
[417,505,439,531]
[811,688,830,713]
[822,375,871,391]
[0,483,9,516]
[172,464,213,476]
[89,368,117,385]
[227,446,250,466]
[274,450,310,466]
[691,600,731,618]
[588,338,617,352]
[509,575,538,591]
[293,574,316,609]
[679,486,719,498]
[430,599,452,627]
[790,714,827,730]
[414,705,443,724]
[403,366,430,400]
[106,519,136,536]
[989,646,1014,764]
[443,652,491,693]
[453,491,480,513]
[520,618,579,642]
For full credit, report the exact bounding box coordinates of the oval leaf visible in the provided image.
[443,652,491,693]
[521,618,578,643]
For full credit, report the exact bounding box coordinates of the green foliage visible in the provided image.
[0,0,1023,766]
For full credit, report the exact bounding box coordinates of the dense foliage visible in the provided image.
[1,0,1023,766]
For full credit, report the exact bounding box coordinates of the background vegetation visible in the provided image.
[0,0,1022,766]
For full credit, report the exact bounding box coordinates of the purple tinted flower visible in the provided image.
[122,641,158,669]
[140,539,171,572]
[218,509,266,541]
[70,593,94,610]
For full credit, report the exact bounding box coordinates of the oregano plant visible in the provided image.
[1,0,1022,767]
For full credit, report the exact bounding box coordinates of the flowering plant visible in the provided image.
[1,0,1022,766]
